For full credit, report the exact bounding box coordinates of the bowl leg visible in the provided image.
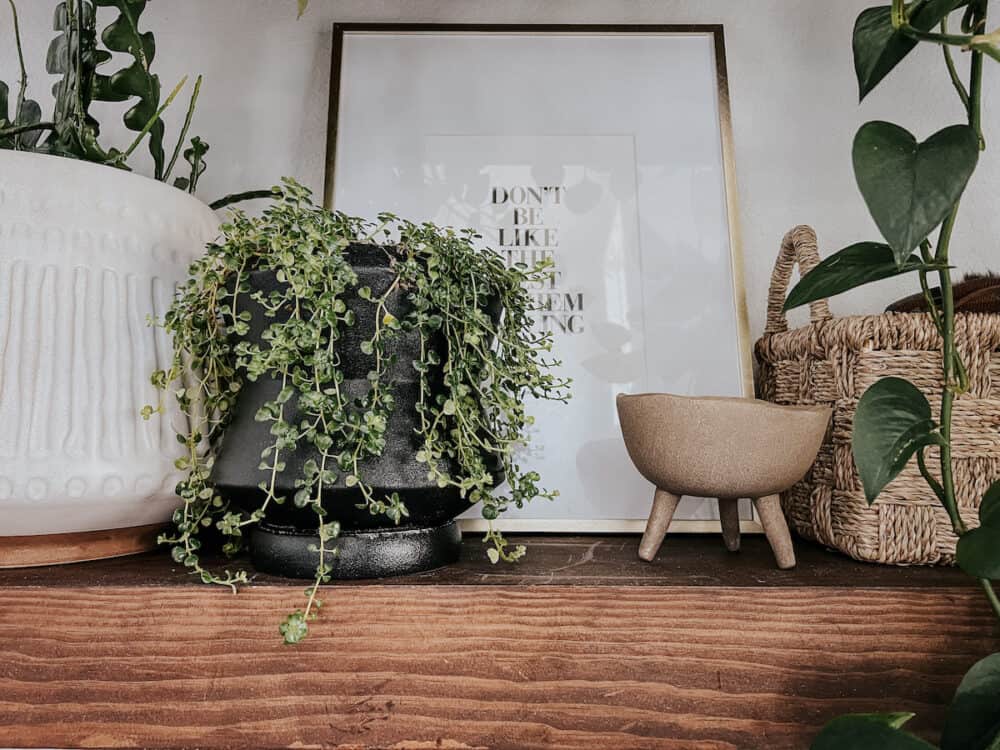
[718,498,741,552]
[752,494,796,569]
[638,488,681,562]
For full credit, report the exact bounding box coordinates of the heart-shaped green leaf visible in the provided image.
[854,122,979,263]
[854,1,968,100]
[852,377,941,503]
[957,481,1000,579]
[979,481,1000,528]
[812,714,936,750]
[957,528,1000,580]
[941,653,1000,750]
[784,242,939,311]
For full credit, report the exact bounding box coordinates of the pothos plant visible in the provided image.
[784,1,1000,747]
[147,179,570,643]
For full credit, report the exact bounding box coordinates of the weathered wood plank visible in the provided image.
[0,581,996,749]
[0,535,975,589]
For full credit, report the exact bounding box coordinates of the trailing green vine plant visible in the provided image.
[784,1,1000,747]
[147,179,570,643]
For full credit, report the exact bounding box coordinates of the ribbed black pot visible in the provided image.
[210,243,477,579]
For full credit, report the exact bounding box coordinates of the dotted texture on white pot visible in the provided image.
[0,151,220,535]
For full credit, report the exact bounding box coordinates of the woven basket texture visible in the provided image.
[754,225,1000,565]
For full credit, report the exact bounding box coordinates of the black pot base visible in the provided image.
[249,520,462,580]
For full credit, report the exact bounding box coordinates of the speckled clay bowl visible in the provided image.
[616,393,831,499]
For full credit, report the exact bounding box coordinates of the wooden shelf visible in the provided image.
[1,534,996,749]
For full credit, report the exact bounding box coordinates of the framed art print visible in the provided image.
[325,24,756,533]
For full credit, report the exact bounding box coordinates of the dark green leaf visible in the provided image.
[46,1,96,75]
[980,480,1000,528]
[0,80,8,125]
[43,1,111,160]
[784,242,938,311]
[93,0,165,176]
[178,136,208,194]
[957,481,1000,579]
[811,714,936,750]
[860,713,919,730]
[852,377,940,503]
[0,80,15,149]
[46,27,68,75]
[853,121,979,262]
[13,99,43,149]
[941,653,1000,750]
[854,0,968,100]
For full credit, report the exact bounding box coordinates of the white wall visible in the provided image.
[3,0,999,341]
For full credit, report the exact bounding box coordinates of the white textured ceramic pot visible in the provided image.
[0,151,219,565]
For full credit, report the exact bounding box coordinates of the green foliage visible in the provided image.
[941,653,1000,750]
[852,377,941,503]
[148,179,569,640]
[811,714,936,750]
[956,481,1000,578]
[813,658,1000,749]
[795,2,1000,745]
[0,0,205,192]
[0,78,42,150]
[783,242,938,310]
[172,135,208,193]
[279,610,310,645]
[0,0,44,149]
[853,0,968,100]
[92,0,166,177]
[853,122,979,261]
[44,0,113,161]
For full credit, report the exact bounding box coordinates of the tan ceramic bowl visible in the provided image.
[617,393,831,499]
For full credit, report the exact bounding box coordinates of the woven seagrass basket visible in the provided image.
[755,225,1000,565]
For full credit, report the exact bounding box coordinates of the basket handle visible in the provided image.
[764,225,833,334]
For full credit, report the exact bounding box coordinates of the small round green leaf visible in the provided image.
[279,611,309,645]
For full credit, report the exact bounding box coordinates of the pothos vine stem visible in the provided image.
[934,2,1000,617]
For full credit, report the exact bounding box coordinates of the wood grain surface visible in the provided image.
[0,523,164,568]
[0,536,997,750]
[0,534,976,588]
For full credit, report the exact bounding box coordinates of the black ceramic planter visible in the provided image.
[248,521,462,579]
[210,244,477,580]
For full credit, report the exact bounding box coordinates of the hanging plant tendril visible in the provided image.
[145,178,570,643]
